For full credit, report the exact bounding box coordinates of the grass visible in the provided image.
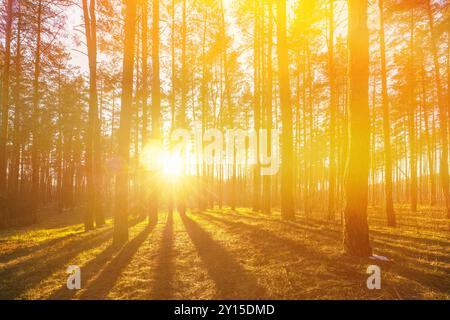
[0,205,449,299]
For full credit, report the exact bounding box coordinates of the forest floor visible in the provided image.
[0,205,449,299]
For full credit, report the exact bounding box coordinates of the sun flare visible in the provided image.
[161,152,184,177]
[140,142,184,178]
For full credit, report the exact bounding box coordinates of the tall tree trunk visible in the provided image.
[407,9,417,213]
[56,68,63,214]
[379,0,395,226]
[149,0,161,223]
[10,1,22,200]
[252,0,261,212]
[170,0,176,131]
[82,0,104,230]
[262,2,273,215]
[141,0,148,144]
[421,57,436,205]
[114,0,138,244]
[200,10,208,211]
[327,0,337,220]
[276,0,294,220]
[343,0,372,257]
[427,0,450,218]
[167,0,176,215]
[176,0,187,216]
[0,0,13,198]
[180,0,187,127]
[31,0,43,222]
[140,0,149,218]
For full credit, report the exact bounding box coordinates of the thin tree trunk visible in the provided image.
[262,2,273,215]
[31,0,43,222]
[114,0,138,244]
[82,0,104,230]
[0,0,13,198]
[327,0,337,220]
[141,0,149,143]
[252,0,261,212]
[149,0,161,223]
[408,9,417,213]
[10,0,22,200]
[379,0,395,226]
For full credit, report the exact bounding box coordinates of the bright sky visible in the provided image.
[66,0,237,74]
[66,5,88,73]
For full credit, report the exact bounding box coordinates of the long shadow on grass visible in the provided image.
[149,211,174,299]
[197,211,450,296]
[49,219,149,300]
[0,227,113,299]
[368,215,448,232]
[194,212,373,298]
[79,221,156,299]
[369,228,450,249]
[48,245,119,300]
[180,213,266,299]
[0,233,81,264]
[0,217,141,268]
[0,208,96,263]
[0,217,144,300]
[211,210,450,271]
[208,209,342,242]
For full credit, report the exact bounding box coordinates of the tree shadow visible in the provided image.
[149,211,174,299]
[0,232,81,263]
[0,216,143,268]
[204,209,342,242]
[197,211,450,297]
[203,210,450,269]
[369,228,450,249]
[180,213,266,299]
[48,217,149,300]
[194,212,371,294]
[78,221,156,299]
[0,227,114,299]
[48,244,119,300]
[196,211,347,266]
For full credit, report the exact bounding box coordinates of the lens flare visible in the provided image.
[140,141,184,178]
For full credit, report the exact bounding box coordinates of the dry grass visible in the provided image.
[0,205,449,300]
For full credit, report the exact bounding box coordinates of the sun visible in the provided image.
[140,141,184,177]
[161,152,183,177]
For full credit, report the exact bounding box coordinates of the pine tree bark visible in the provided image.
[427,0,450,218]
[149,0,161,223]
[327,0,337,220]
[252,0,261,212]
[276,0,295,220]
[141,0,149,144]
[0,0,13,198]
[31,0,43,222]
[407,9,417,213]
[10,2,22,200]
[82,0,104,230]
[379,0,395,226]
[262,2,273,215]
[114,0,138,244]
[343,0,372,257]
